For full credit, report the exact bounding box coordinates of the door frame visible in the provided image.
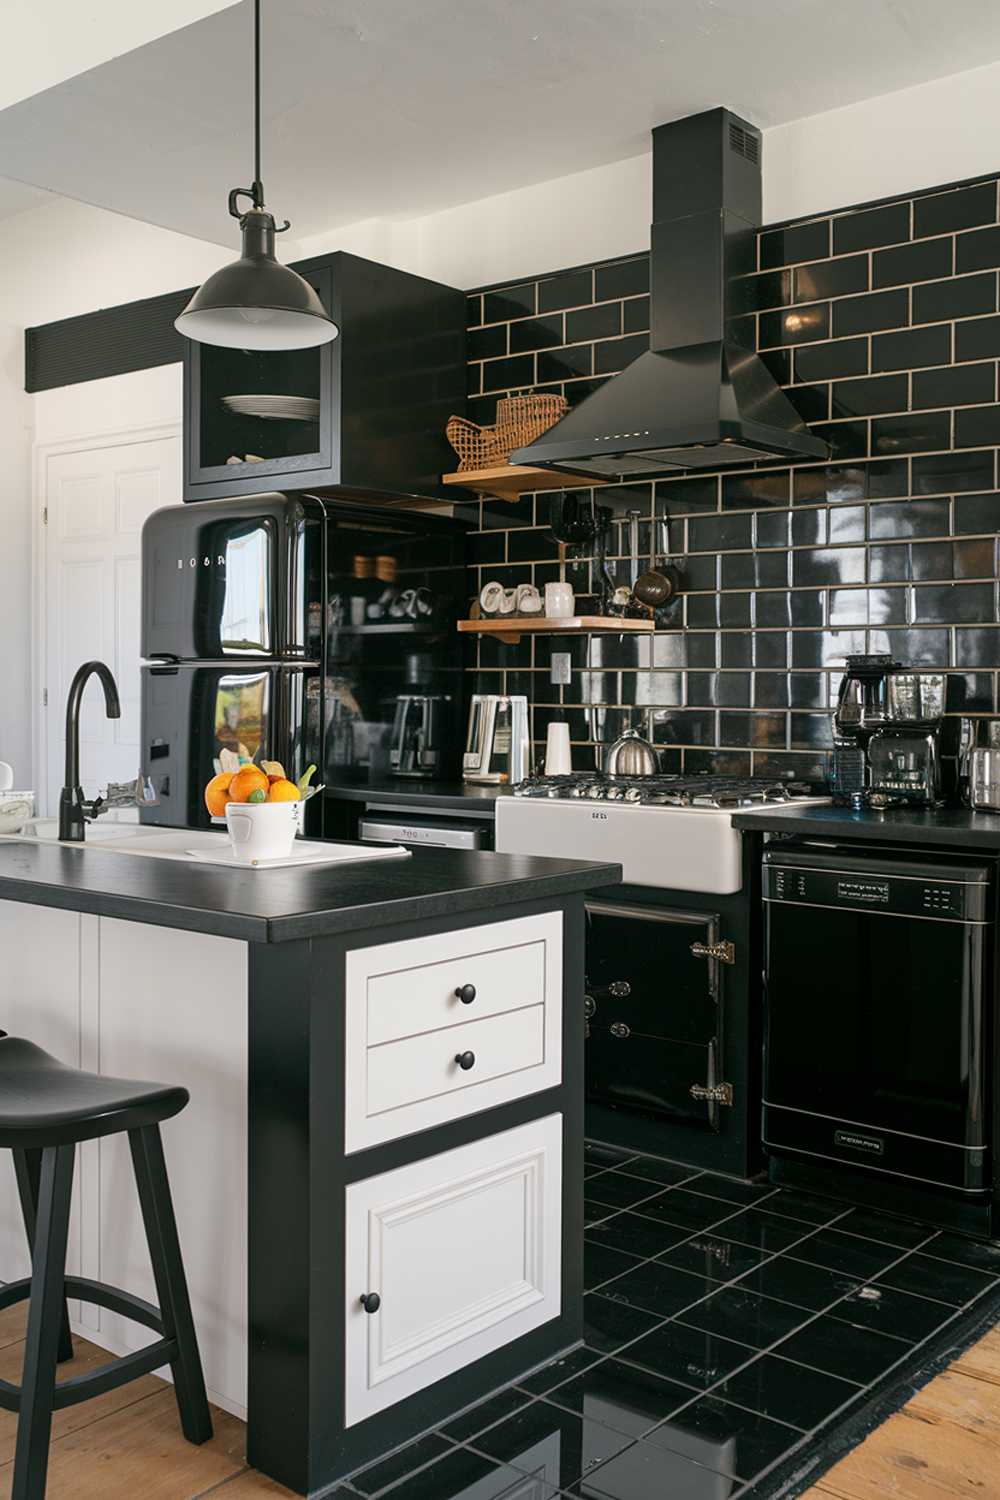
[31,420,182,814]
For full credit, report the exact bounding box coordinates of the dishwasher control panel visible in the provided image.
[764,852,988,923]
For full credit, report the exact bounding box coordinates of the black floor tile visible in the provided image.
[440,1387,532,1442]
[599,1259,718,1320]
[565,1437,746,1499]
[777,1312,913,1383]
[759,1188,847,1226]
[788,1228,902,1280]
[684,1173,779,1208]
[621,1318,757,1391]
[645,1392,799,1481]
[677,1286,809,1349]
[583,1291,665,1354]
[616,1156,698,1189]
[657,1232,766,1285]
[517,1347,604,1395]
[833,1284,956,1342]
[471,1397,633,1490]
[586,1170,671,1211]
[922,1232,1000,1274]
[586,1209,691,1260]
[350,1433,452,1494]
[585,1199,621,1228]
[585,1241,643,1291]
[834,1207,936,1250]
[715,1351,862,1429]
[710,1207,815,1255]
[542,1356,695,1438]
[586,1143,639,1174]
[379,1445,561,1499]
[876,1249,999,1306]
[633,1189,739,1234]
[736,1254,859,1312]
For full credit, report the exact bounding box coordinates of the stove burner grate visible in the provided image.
[512,772,821,807]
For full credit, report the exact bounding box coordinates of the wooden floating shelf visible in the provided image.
[441,464,607,501]
[458,615,655,645]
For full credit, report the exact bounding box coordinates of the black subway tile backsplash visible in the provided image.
[465,170,1000,774]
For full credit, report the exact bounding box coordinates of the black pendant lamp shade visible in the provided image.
[175,0,338,350]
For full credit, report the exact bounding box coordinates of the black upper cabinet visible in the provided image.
[183,252,467,503]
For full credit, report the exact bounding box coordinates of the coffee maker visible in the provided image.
[389,694,450,778]
[867,674,970,808]
[463,696,530,785]
[830,654,901,806]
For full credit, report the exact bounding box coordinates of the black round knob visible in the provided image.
[455,984,477,1005]
[455,1050,476,1071]
[360,1292,381,1314]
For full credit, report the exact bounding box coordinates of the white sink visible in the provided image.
[4,819,226,862]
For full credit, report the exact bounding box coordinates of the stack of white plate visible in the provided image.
[222,394,321,422]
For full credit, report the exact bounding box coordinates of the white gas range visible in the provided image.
[495,774,829,894]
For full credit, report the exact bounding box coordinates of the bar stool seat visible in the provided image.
[0,1036,212,1500]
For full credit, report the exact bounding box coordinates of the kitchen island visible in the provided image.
[0,837,619,1495]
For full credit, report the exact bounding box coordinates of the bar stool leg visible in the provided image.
[129,1125,212,1444]
[12,1144,75,1500]
[12,1149,74,1363]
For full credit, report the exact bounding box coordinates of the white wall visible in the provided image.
[7,53,1000,783]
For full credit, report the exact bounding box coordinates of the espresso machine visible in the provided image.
[830,654,901,805]
[389,694,451,778]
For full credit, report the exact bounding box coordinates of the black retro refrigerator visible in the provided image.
[140,492,466,831]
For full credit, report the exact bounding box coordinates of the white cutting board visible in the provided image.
[186,839,412,871]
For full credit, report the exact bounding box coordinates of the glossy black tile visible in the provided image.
[687,672,751,708]
[760,347,793,384]
[658,1233,766,1285]
[720,551,789,589]
[793,459,908,503]
[484,284,536,322]
[877,1252,997,1307]
[788,1229,902,1279]
[633,1188,738,1234]
[688,512,753,552]
[870,626,950,666]
[955,628,1000,667]
[945,671,995,710]
[374,1447,560,1500]
[831,374,907,418]
[518,1348,605,1396]
[792,337,870,383]
[956,403,1000,448]
[646,1393,798,1481]
[832,287,909,339]
[789,382,831,422]
[467,323,507,361]
[760,1189,847,1226]
[834,1283,953,1342]
[913,582,994,623]
[564,1437,739,1499]
[834,1208,936,1250]
[795,254,869,303]
[791,630,867,668]
[441,1387,533,1442]
[623,295,651,333]
[587,1169,673,1211]
[872,323,951,372]
[957,223,1000,272]
[954,491,1000,533]
[350,1433,452,1494]
[473,1395,634,1489]
[760,219,831,270]
[736,268,792,312]
[482,353,535,391]
[912,361,996,409]
[720,711,786,749]
[509,313,565,353]
[689,1173,779,1209]
[618,1157,701,1188]
[812,419,869,460]
[586,1242,645,1291]
[538,268,593,312]
[913,182,997,237]
[595,332,648,375]
[872,410,950,455]
[586,1210,692,1261]
[721,470,792,508]
[833,201,911,255]
[712,1208,819,1257]
[537,343,594,382]
[583,1292,665,1354]
[956,313,1000,360]
[566,302,622,344]
[466,293,483,327]
[869,498,949,540]
[777,1314,911,1384]
[678,1285,808,1350]
[717,1352,861,1430]
[656,475,720,515]
[914,270,997,324]
[922,1233,1000,1273]
[596,257,649,300]
[874,235,953,288]
[544,1357,694,1438]
[738,1255,858,1312]
[623,1318,756,1394]
[792,548,866,587]
[913,448,995,492]
[760,303,830,347]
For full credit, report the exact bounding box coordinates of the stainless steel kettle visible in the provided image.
[604,728,658,777]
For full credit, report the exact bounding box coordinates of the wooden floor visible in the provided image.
[0,1300,996,1499]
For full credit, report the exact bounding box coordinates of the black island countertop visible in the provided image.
[0,842,620,944]
[733,802,1000,850]
[324,779,510,813]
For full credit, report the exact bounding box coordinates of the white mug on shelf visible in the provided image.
[544,722,572,776]
[225,800,302,863]
[544,581,575,619]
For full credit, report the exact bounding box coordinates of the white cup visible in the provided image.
[225,800,302,863]
[544,581,575,619]
[545,722,572,776]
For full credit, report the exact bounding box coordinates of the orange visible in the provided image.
[267,778,301,802]
[204,771,234,818]
[228,765,270,804]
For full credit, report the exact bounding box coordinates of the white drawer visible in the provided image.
[345,1114,562,1425]
[367,1005,545,1117]
[345,912,562,1152]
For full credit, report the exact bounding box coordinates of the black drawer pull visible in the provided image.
[455,984,477,1005]
[455,1050,476,1071]
[360,1292,381,1314]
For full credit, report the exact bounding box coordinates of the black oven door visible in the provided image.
[585,899,730,1132]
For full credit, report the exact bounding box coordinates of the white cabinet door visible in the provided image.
[345,1114,562,1427]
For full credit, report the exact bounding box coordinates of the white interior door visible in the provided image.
[40,433,180,814]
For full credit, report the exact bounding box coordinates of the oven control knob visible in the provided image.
[610,1022,631,1039]
[587,785,605,799]
[455,984,477,1005]
[455,1050,476,1070]
[584,994,596,1018]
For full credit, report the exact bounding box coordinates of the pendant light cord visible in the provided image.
[252,0,263,207]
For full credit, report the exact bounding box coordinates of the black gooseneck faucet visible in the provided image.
[58,661,122,842]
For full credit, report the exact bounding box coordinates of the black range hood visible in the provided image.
[512,107,828,478]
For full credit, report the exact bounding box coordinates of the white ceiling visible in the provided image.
[2,0,1000,245]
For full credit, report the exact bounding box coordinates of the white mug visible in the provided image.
[225,800,302,863]
[544,581,575,619]
[544,722,572,776]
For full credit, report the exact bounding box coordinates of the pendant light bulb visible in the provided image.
[175,0,338,350]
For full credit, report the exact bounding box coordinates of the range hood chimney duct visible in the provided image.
[512,107,828,478]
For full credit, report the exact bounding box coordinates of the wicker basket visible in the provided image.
[446,391,568,472]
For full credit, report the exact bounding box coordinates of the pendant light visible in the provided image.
[175,0,338,349]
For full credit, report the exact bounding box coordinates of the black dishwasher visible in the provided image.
[762,841,994,1196]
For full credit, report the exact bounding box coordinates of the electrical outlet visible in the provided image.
[550,652,572,686]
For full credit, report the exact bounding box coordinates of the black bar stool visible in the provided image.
[0,1036,212,1499]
